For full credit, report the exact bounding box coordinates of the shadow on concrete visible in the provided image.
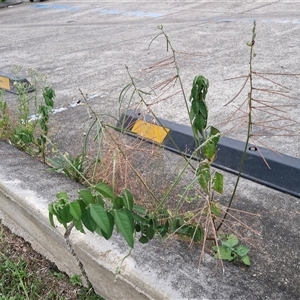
[0,0,22,9]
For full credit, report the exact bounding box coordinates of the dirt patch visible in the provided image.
[0,220,104,300]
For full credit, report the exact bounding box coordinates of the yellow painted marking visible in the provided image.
[131,120,170,144]
[0,76,11,90]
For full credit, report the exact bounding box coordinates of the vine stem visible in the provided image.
[64,224,93,288]
[158,27,191,125]
[217,21,256,231]
[152,132,220,216]
[115,247,133,282]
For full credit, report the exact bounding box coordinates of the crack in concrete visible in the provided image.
[240,1,281,14]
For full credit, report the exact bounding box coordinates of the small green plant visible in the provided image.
[49,182,168,249]
[70,274,82,286]
[213,234,250,266]
[78,288,105,300]
[36,87,55,162]
[0,253,41,299]
[11,82,35,150]
[51,271,65,280]
[189,74,223,202]
[120,26,226,262]
[0,71,55,161]
[0,91,12,140]
[48,152,87,183]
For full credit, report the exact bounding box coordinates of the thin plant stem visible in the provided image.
[64,224,93,288]
[217,21,257,231]
[152,133,220,216]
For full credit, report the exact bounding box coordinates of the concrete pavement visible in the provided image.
[1,1,300,155]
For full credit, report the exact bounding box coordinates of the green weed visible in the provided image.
[48,25,260,274]
[213,234,250,265]
[0,70,55,162]
[70,274,82,287]
[47,152,88,183]
[0,253,42,300]
[0,90,12,140]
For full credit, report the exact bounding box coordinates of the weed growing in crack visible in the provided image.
[0,69,55,162]
[213,233,250,265]
[48,152,88,183]
[36,87,55,162]
[47,25,271,274]
[0,90,12,139]
[114,25,254,269]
